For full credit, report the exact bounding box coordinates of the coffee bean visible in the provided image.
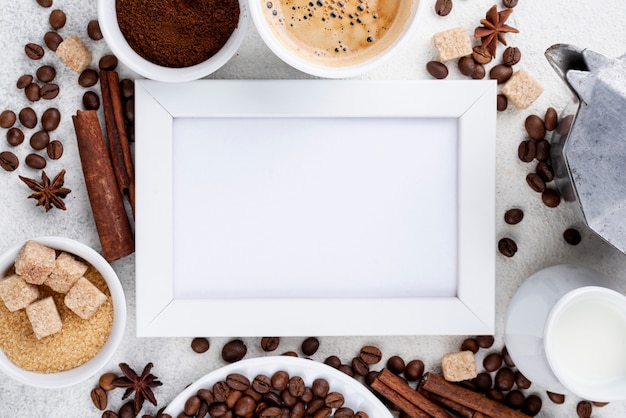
[260,337,280,352]
[288,376,306,397]
[25,43,44,60]
[386,355,406,374]
[183,395,201,416]
[536,161,554,182]
[426,61,448,79]
[503,47,521,66]
[99,372,118,391]
[226,373,251,391]
[252,374,272,393]
[498,237,517,257]
[339,364,354,377]
[563,228,582,245]
[351,357,369,376]
[525,115,546,140]
[7,128,25,146]
[79,69,99,87]
[515,370,531,389]
[101,411,118,418]
[41,108,61,131]
[0,151,19,172]
[120,78,135,99]
[534,139,550,161]
[577,401,592,418]
[25,83,41,102]
[124,98,135,123]
[471,63,486,80]
[486,388,504,403]
[282,350,297,357]
[25,153,47,169]
[547,391,565,404]
[359,345,382,365]
[49,9,66,29]
[19,107,37,129]
[91,387,108,410]
[16,74,33,89]
[99,54,119,70]
[476,335,494,348]
[40,83,60,100]
[191,337,210,353]
[472,46,492,64]
[544,107,558,131]
[503,0,518,7]
[30,131,50,150]
[502,346,515,367]
[36,65,56,82]
[222,339,247,363]
[518,140,536,162]
[497,94,508,111]
[44,31,63,51]
[473,372,492,392]
[522,394,542,416]
[434,0,453,16]
[526,173,546,193]
[325,392,344,409]
[494,367,515,391]
[37,0,53,7]
[461,338,479,353]
[592,401,609,407]
[324,355,341,369]
[489,64,513,84]
[83,91,100,110]
[301,337,320,356]
[0,110,16,128]
[458,56,475,76]
[335,407,355,418]
[483,352,502,372]
[404,359,424,381]
[504,208,523,225]
[271,370,289,391]
[504,389,525,409]
[88,19,103,40]
[542,188,561,208]
[119,401,135,418]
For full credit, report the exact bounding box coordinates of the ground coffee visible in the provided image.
[116,0,240,68]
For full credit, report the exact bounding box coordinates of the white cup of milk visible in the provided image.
[504,264,626,399]
[544,286,626,402]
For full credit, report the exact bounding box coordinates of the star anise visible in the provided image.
[112,362,163,414]
[19,169,71,212]
[474,5,519,57]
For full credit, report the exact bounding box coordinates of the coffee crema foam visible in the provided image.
[264,0,413,66]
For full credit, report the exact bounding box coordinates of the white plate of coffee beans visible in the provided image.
[163,356,392,417]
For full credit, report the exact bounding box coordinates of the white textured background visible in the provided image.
[0,0,626,417]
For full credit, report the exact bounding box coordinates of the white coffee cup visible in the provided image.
[544,286,626,402]
[504,264,624,397]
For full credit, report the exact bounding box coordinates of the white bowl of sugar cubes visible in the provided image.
[0,237,126,388]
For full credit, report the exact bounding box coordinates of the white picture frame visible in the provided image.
[134,80,496,337]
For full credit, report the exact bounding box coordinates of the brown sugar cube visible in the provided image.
[433,27,473,62]
[56,34,92,72]
[14,240,56,285]
[441,350,477,382]
[0,274,40,312]
[26,296,62,339]
[501,69,544,109]
[45,252,89,293]
[64,277,107,320]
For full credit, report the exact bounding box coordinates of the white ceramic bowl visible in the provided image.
[0,237,127,388]
[164,356,392,417]
[97,0,249,82]
[249,0,423,78]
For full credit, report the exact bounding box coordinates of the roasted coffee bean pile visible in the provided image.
[427,2,521,111]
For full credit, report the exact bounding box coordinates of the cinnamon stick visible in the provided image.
[418,386,475,418]
[72,110,134,262]
[371,369,450,418]
[421,373,529,418]
[100,70,135,216]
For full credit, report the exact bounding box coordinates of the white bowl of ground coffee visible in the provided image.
[250,0,423,78]
[98,0,249,82]
[0,237,126,388]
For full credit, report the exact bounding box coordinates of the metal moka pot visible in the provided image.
[545,44,626,254]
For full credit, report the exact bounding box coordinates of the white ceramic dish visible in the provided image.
[97,0,249,82]
[249,0,424,78]
[0,236,127,388]
[163,356,393,417]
